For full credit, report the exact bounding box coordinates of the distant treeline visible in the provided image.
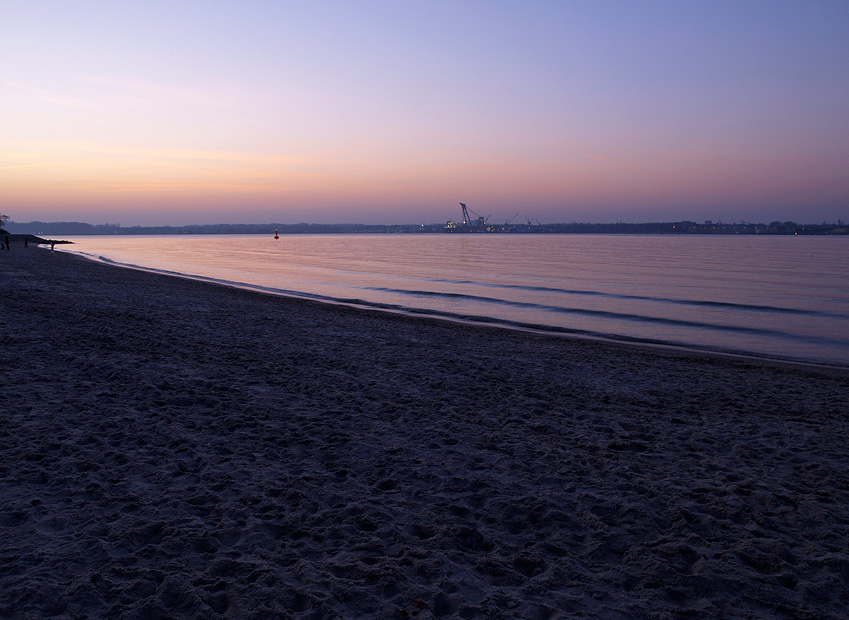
[7,222,392,236]
[7,220,848,236]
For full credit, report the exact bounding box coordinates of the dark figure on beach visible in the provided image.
[4,235,9,251]
[50,242,55,251]
[24,238,28,248]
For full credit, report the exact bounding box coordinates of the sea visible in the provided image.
[60,234,849,367]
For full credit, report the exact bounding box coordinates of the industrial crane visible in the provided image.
[459,202,472,226]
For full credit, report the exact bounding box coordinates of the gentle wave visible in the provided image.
[61,234,849,367]
[88,254,849,357]
[428,279,846,319]
[94,258,832,358]
[363,286,849,347]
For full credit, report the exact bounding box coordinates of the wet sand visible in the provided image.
[2,244,848,619]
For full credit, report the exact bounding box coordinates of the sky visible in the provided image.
[2,1,848,226]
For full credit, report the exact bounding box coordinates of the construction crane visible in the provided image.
[459,202,472,226]
[446,203,490,231]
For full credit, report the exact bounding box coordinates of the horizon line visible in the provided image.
[6,217,847,228]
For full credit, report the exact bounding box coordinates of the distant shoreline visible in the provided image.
[7,220,849,236]
[5,233,74,246]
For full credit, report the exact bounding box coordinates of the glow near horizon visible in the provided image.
[1,1,848,226]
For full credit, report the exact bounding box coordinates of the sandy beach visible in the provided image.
[2,244,848,619]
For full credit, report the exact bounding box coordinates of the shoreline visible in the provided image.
[3,246,849,619]
[62,247,849,373]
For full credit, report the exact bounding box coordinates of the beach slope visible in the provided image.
[2,247,848,619]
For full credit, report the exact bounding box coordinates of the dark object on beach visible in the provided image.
[5,235,9,251]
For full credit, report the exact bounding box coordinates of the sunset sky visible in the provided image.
[2,1,848,226]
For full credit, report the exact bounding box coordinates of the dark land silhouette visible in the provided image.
[7,219,848,236]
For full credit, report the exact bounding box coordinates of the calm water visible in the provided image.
[61,234,849,366]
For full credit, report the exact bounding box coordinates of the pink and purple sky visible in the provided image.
[2,1,848,226]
